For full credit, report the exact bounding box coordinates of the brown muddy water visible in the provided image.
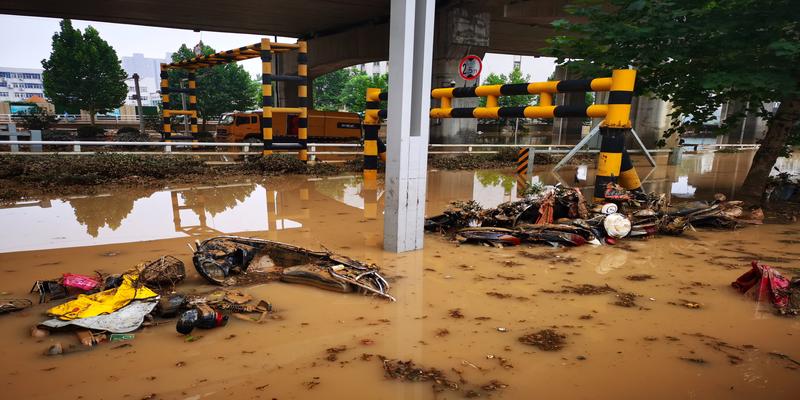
[0,151,799,399]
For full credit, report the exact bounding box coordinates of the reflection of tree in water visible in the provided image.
[180,184,256,217]
[313,176,362,201]
[475,171,515,193]
[70,189,155,237]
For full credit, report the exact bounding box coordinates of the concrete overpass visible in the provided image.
[0,1,566,74]
[2,0,580,143]
[0,0,663,253]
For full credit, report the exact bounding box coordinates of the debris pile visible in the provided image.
[3,236,393,356]
[192,236,394,301]
[380,357,508,397]
[518,329,567,351]
[426,184,763,247]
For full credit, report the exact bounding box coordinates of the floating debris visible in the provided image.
[518,329,567,351]
[192,236,394,301]
[448,308,464,319]
[626,274,655,281]
[613,292,638,308]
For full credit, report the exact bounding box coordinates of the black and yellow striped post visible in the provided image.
[297,40,309,162]
[260,38,273,156]
[592,69,637,202]
[516,147,529,190]
[187,72,198,135]
[363,175,378,219]
[619,148,642,192]
[159,64,171,141]
[363,87,381,181]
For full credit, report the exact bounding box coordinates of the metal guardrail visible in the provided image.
[0,140,677,157]
[681,143,760,151]
[0,114,219,125]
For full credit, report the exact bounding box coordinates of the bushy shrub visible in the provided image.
[116,127,140,134]
[114,127,149,143]
[77,126,106,139]
[42,130,75,141]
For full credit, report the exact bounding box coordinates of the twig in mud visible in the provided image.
[769,352,800,367]
[461,359,484,371]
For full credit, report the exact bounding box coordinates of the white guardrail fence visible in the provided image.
[0,140,758,155]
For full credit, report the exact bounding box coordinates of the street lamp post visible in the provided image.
[132,73,146,134]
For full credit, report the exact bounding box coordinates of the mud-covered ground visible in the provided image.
[0,155,799,399]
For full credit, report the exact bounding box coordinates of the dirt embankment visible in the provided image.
[0,151,570,202]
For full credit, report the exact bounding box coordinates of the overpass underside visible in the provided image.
[0,0,580,252]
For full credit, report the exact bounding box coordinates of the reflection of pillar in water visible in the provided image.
[299,186,311,240]
[299,187,310,218]
[266,189,278,239]
[363,177,378,219]
[171,191,181,231]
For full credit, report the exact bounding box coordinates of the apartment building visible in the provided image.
[0,67,45,102]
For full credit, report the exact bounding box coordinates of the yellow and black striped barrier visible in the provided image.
[516,148,529,190]
[161,38,309,160]
[363,88,382,181]
[365,69,641,203]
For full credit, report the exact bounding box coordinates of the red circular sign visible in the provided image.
[458,55,482,81]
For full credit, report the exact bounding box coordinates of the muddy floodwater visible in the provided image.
[1,150,799,399]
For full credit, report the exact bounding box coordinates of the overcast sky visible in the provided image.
[0,14,556,83]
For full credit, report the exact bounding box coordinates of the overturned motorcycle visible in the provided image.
[191,236,395,301]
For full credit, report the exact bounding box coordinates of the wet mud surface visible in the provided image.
[0,154,799,399]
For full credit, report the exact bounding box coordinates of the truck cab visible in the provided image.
[216,110,361,143]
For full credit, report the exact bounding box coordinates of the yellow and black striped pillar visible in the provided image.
[363,175,378,219]
[363,88,381,181]
[187,71,198,134]
[159,64,171,140]
[619,148,642,192]
[297,41,309,162]
[516,147,529,190]
[593,69,637,202]
[260,38,273,156]
[377,136,387,162]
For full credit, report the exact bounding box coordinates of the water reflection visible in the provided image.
[0,150,797,252]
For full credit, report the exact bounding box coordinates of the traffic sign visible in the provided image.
[459,55,482,81]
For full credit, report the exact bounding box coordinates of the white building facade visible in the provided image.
[355,61,388,76]
[121,53,170,107]
[0,67,45,102]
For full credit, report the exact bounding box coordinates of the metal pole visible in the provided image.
[133,73,145,134]
[738,101,749,144]
[181,79,188,133]
[552,124,599,171]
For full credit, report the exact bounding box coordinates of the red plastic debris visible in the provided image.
[732,261,790,308]
[62,273,100,291]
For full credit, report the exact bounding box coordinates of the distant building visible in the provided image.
[0,67,45,102]
[121,53,170,107]
[355,61,388,76]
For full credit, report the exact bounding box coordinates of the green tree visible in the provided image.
[546,0,800,198]
[12,107,57,131]
[314,68,354,111]
[169,44,258,131]
[479,68,536,127]
[340,71,389,113]
[41,20,128,126]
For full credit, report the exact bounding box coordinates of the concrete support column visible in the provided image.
[719,101,775,144]
[274,53,316,112]
[551,65,584,145]
[629,95,671,148]
[429,6,489,144]
[384,0,435,252]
